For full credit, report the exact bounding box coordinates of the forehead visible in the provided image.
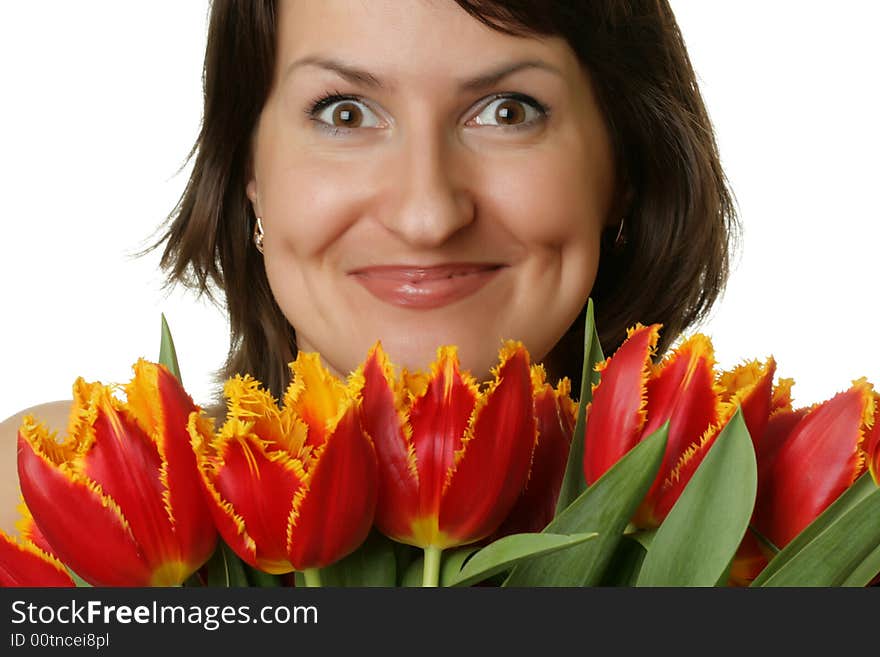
[277,0,581,87]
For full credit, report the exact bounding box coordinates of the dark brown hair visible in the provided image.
[155,0,738,401]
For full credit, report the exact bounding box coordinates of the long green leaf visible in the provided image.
[158,313,182,383]
[751,472,878,586]
[445,533,597,587]
[555,298,604,515]
[597,536,647,586]
[206,541,250,587]
[441,546,481,584]
[504,423,668,586]
[636,409,757,587]
[755,486,880,586]
[317,530,397,587]
[840,541,880,587]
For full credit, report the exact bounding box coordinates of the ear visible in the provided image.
[246,178,261,216]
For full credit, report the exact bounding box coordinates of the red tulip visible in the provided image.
[583,324,775,528]
[359,341,537,550]
[730,379,876,585]
[17,360,217,586]
[189,352,377,573]
[753,379,875,548]
[0,505,74,587]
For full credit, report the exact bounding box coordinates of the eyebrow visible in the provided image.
[284,56,562,92]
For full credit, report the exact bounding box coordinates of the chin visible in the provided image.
[372,330,508,382]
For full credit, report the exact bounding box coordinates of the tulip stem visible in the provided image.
[302,568,322,587]
[422,546,443,587]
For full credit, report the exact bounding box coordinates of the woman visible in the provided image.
[0,0,734,531]
[160,0,733,400]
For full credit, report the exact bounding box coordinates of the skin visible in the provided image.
[0,0,617,535]
[247,0,617,381]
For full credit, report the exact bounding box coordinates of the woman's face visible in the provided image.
[247,0,615,380]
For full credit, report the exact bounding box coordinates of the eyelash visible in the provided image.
[303,89,550,136]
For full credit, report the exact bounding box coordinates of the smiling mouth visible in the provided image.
[348,263,506,309]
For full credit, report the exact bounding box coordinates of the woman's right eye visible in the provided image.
[307,93,384,132]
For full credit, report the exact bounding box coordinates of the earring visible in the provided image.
[253,217,265,254]
[613,217,627,249]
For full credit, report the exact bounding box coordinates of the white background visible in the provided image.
[0,1,877,421]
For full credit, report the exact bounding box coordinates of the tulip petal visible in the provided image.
[197,418,306,575]
[729,531,770,587]
[409,346,479,534]
[125,361,216,569]
[642,333,720,500]
[16,502,54,556]
[359,344,420,542]
[284,352,353,450]
[18,423,150,586]
[0,531,74,587]
[493,369,573,537]
[189,413,258,569]
[718,357,777,447]
[288,406,377,570]
[753,380,873,547]
[80,387,177,575]
[865,392,880,484]
[644,423,719,526]
[770,377,795,415]
[439,342,536,548]
[754,407,808,480]
[583,324,660,485]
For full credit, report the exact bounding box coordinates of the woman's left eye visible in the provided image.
[471,94,548,129]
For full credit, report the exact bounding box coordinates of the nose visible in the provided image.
[380,126,476,248]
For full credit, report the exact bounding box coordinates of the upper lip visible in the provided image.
[347,263,506,282]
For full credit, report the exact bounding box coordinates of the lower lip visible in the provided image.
[351,268,503,310]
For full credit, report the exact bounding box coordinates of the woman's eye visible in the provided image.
[310,96,383,130]
[472,95,546,128]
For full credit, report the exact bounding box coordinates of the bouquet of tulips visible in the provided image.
[3,300,879,588]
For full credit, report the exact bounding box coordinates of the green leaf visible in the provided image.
[628,528,656,552]
[504,422,668,586]
[751,472,878,586]
[182,572,203,587]
[317,530,397,586]
[244,564,281,587]
[754,484,880,586]
[555,298,605,515]
[158,313,182,383]
[68,569,93,588]
[392,541,420,585]
[598,536,647,586]
[840,541,880,587]
[445,533,597,587]
[400,554,424,587]
[205,541,250,587]
[440,546,481,584]
[636,409,757,587]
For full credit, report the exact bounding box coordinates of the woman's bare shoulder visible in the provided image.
[0,400,72,534]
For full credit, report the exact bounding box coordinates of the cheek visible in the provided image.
[487,148,609,250]
[259,162,356,257]
[254,115,383,258]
